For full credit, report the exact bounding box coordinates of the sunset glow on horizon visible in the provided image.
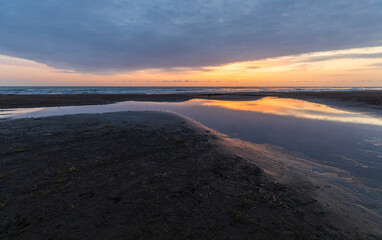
[1,46,382,87]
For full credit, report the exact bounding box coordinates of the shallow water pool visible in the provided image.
[2,97,382,218]
[2,97,382,186]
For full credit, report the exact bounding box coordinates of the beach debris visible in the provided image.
[14,148,26,153]
[55,178,67,184]
[228,209,244,221]
[218,164,230,170]
[103,129,113,135]
[184,232,195,239]
[240,198,252,207]
[95,160,105,166]
[41,189,55,195]
[29,184,38,192]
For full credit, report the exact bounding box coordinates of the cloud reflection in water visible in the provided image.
[193,97,382,126]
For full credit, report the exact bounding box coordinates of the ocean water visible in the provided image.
[0,86,382,94]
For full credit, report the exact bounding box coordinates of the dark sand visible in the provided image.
[1,90,382,109]
[0,112,379,239]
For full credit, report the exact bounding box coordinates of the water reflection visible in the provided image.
[0,107,43,117]
[1,97,382,189]
[193,97,382,126]
[1,97,381,225]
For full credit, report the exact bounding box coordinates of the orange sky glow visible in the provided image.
[1,46,382,87]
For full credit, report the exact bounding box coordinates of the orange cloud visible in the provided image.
[1,46,382,86]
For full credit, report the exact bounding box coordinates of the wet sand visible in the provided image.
[0,112,379,239]
[1,90,382,109]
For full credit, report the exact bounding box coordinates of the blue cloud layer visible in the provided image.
[0,0,382,73]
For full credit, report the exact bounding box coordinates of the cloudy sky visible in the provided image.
[0,0,382,86]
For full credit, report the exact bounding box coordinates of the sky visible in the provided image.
[0,0,382,86]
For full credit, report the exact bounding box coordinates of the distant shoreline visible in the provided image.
[1,90,382,110]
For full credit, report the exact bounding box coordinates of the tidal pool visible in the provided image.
[2,97,382,218]
[2,97,382,186]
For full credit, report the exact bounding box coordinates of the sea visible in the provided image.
[0,86,381,94]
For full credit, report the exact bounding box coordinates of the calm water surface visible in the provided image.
[2,97,382,220]
[2,97,382,189]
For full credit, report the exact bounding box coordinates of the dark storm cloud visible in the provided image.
[0,0,382,73]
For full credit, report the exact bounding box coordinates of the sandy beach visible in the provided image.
[0,111,379,239]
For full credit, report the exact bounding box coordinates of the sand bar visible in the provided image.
[1,90,382,109]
